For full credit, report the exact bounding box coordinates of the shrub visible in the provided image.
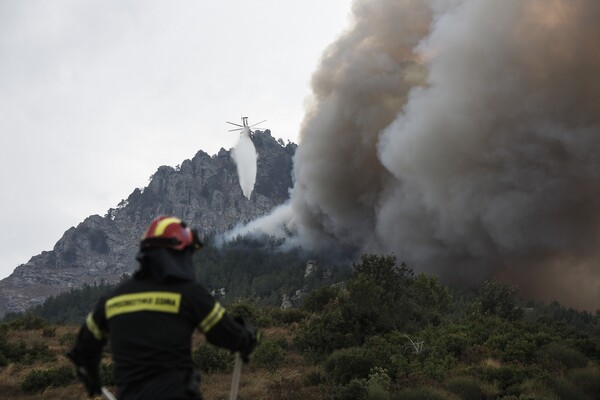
[518,378,560,400]
[227,298,261,326]
[267,334,289,350]
[367,384,390,400]
[302,286,340,313]
[567,367,600,398]
[486,332,537,364]
[538,343,588,370]
[303,366,326,386]
[549,377,586,400]
[324,347,379,385]
[59,332,78,346]
[28,341,55,363]
[477,280,523,321]
[8,313,48,330]
[390,387,453,400]
[254,312,275,328]
[266,375,305,400]
[366,367,392,400]
[21,366,75,393]
[294,309,356,360]
[42,326,56,338]
[192,344,231,373]
[445,376,486,400]
[368,367,391,391]
[253,338,285,371]
[1,340,55,365]
[335,378,368,400]
[271,308,308,324]
[100,363,115,386]
[480,364,529,389]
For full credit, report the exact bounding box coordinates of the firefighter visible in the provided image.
[68,216,257,399]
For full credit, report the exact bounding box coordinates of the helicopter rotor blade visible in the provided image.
[226,121,244,127]
[250,120,267,127]
[229,128,243,132]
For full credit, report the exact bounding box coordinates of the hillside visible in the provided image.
[1,254,600,399]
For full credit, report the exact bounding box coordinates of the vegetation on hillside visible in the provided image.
[2,248,600,399]
[293,254,600,399]
[5,236,348,324]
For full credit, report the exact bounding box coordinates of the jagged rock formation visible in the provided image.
[0,131,296,317]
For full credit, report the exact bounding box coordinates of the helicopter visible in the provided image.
[226,116,266,139]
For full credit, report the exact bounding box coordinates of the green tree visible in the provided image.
[477,280,523,320]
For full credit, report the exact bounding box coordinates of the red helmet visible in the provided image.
[140,216,202,251]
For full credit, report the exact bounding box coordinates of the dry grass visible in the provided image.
[0,324,82,399]
[2,323,317,400]
[482,357,502,368]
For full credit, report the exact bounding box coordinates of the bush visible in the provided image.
[335,378,368,400]
[568,366,600,398]
[7,313,48,330]
[294,309,356,360]
[270,307,308,324]
[59,332,78,347]
[27,341,55,364]
[227,299,261,326]
[366,367,392,400]
[549,377,586,400]
[539,343,588,370]
[0,340,55,365]
[476,364,529,392]
[302,286,340,313]
[303,366,326,386]
[100,363,115,386]
[42,326,56,338]
[266,375,305,400]
[518,378,560,400]
[267,334,289,351]
[486,332,537,363]
[253,338,285,371]
[445,376,486,400]
[368,367,391,391]
[477,280,523,321]
[21,366,75,393]
[390,387,453,400]
[324,347,379,385]
[192,344,231,373]
[367,384,390,400]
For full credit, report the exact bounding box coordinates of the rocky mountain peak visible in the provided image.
[0,131,296,317]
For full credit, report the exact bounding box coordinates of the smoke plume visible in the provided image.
[231,128,258,199]
[286,0,600,310]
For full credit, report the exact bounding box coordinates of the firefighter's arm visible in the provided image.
[67,302,108,397]
[198,302,257,362]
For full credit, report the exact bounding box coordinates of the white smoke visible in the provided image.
[226,0,600,310]
[220,203,295,242]
[231,127,258,199]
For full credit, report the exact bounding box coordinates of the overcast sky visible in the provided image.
[0,0,354,280]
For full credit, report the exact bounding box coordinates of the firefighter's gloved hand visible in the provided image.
[241,325,258,363]
[234,317,258,363]
[66,350,101,397]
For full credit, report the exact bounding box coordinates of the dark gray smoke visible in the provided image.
[288,0,600,310]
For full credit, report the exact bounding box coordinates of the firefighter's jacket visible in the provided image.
[71,274,254,393]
